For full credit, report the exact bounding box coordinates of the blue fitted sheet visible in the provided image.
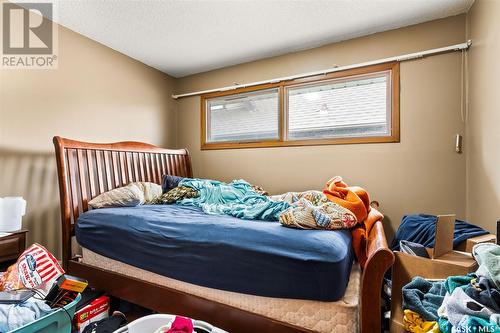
[76,205,354,301]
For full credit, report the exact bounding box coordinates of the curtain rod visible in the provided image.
[171,40,471,99]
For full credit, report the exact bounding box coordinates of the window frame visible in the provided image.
[200,62,400,150]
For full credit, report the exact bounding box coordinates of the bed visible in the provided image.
[53,136,394,333]
[76,204,354,301]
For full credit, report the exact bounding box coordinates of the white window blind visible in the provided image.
[206,88,279,143]
[286,72,391,140]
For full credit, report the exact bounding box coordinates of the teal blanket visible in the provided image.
[178,178,290,221]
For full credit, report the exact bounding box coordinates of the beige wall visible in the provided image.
[0,22,176,257]
[175,15,468,239]
[465,0,500,233]
[1,10,486,258]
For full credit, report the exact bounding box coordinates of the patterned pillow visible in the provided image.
[151,186,199,205]
[89,182,162,209]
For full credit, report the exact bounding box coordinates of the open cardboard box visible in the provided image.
[456,233,497,253]
[390,215,478,333]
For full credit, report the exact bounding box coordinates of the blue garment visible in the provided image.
[0,298,52,332]
[76,204,354,301]
[402,276,447,321]
[178,178,290,221]
[391,214,488,251]
[162,174,184,193]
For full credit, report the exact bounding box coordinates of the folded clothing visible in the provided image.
[391,214,489,251]
[0,298,53,332]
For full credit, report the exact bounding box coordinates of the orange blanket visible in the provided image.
[323,176,383,267]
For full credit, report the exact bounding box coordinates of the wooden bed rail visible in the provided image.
[53,136,192,270]
[361,218,394,332]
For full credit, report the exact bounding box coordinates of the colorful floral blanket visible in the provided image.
[270,191,357,230]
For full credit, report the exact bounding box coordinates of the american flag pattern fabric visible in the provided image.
[17,243,64,291]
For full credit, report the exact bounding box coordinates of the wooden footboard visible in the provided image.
[53,136,394,333]
[361,217,395,332]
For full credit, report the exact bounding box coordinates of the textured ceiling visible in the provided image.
[31,0,474,77]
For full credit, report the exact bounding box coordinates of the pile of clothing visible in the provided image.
[402,243,500,333]
[156,175,381,266]
[391,214,489,252]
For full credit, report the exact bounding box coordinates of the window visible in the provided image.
[205,88,279,143]
[201,62,399,149]
[287,72,390,140]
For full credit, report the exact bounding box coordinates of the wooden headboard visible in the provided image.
[53,136,192,269]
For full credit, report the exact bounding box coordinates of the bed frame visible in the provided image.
[53,136,394,333]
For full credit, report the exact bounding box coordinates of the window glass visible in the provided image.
[206,88,279,143]
[287,72,391,140]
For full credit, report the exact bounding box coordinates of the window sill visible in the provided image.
[201,134,400,150]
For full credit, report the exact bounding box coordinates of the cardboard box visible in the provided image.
[456,233,496,253]
[390,215,478,333]
[73,295,110,333]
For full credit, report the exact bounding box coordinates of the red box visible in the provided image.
[73,295,110,333]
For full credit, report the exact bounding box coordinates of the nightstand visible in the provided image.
[0,230,27,269]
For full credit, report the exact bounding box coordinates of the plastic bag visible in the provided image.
[0,243,64,295]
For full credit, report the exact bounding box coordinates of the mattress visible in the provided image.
[76,205,353,301]
[82,248,360,333]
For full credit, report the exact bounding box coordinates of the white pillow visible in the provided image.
[136,182,163,203]
[88,182,162,209]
